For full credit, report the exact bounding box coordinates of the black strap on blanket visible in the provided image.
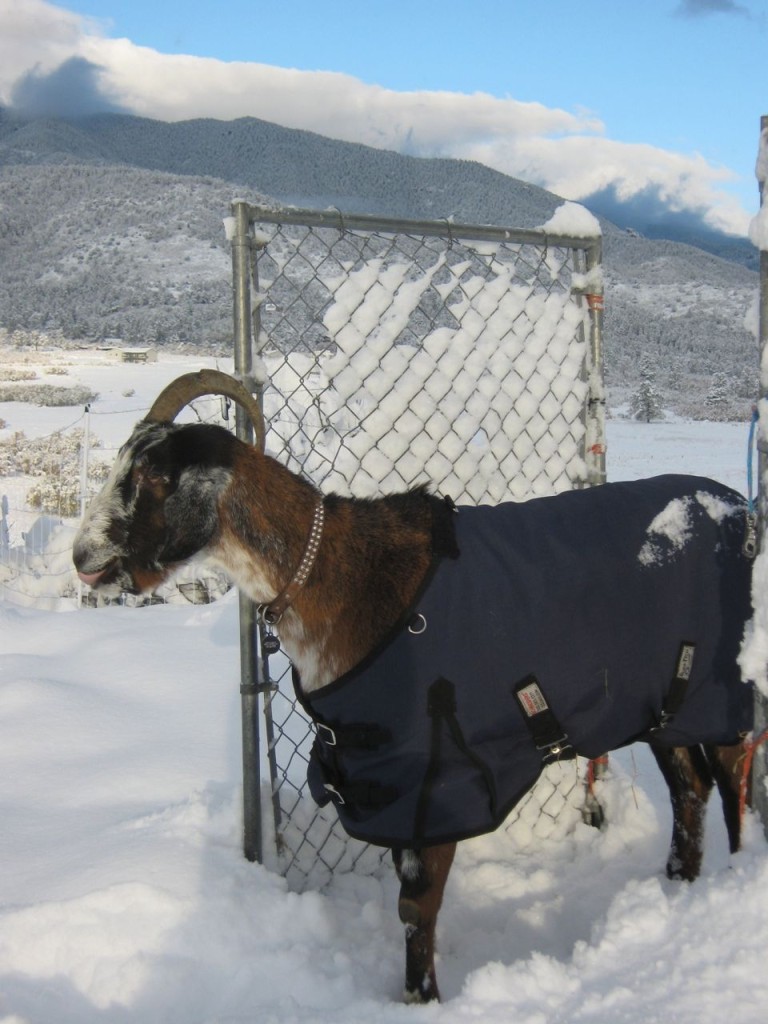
[311,718,396,812]
[514,675,574,764]
[413,677,498,841]
[649,641,696,733]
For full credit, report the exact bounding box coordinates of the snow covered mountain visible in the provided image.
[0,108,759,416]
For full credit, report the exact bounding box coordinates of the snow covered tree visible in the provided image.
[0,428,109,517]
[705,371,731,416]
[629,355,663,422]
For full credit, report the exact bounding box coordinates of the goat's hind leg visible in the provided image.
[704,739,747,855]
[651,743,713,882]
[392,842,456,1003]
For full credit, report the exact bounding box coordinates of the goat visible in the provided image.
[73,370,756,1004]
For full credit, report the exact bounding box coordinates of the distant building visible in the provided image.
[118,348,157,364]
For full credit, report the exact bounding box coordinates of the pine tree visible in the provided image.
[705,371,731,411]
[629,355,663,422]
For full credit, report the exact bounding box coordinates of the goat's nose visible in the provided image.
[77,569,106,586]
[72,535,108,585]
[72,542,89,574]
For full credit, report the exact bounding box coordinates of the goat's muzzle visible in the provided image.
[72,544,125,590]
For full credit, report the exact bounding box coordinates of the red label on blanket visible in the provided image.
[517,680,549,717]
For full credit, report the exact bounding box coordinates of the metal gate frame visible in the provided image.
[753,115,768,835]
[227,200,605,865]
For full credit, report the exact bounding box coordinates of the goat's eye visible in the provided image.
[133,457,169,488]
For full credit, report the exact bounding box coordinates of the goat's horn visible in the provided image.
[145,369,266,451]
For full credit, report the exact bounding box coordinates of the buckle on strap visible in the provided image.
[314,720,391,750]
[323,782,345,805]
[317,722,337,747]
[323,780,397,809]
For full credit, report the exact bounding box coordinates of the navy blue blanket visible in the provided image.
[294,475,754,847]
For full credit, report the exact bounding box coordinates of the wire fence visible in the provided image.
[0,406,89,610]
[0,205,605,890]
[231,204,605,888]
[0,385,234,609]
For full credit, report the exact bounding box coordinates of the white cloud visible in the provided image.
[451,135,748,235]
[85,38,599,147]
[0,0,752,236]
[0,0,103,93]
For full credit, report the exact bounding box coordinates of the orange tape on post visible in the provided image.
[587,755,610,795]
[739,727,768,824]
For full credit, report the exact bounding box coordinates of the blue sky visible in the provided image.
[1,0,766,236]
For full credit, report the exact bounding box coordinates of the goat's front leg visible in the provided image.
[392,842,456,1003]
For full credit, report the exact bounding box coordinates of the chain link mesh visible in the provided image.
[243,210,602,890]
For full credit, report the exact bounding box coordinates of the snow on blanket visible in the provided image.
[638,488,739,566]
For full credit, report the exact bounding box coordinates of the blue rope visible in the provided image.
[748,404,759,514]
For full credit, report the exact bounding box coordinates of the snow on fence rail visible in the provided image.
[229,203,606,888]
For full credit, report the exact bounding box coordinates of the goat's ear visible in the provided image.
[160,466,228,563]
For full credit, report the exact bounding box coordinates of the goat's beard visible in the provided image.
[128,563,179,594]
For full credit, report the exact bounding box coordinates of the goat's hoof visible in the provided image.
[404,981,439,1004]
[665,857,698,883]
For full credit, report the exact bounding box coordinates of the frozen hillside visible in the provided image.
[0,108,759,416]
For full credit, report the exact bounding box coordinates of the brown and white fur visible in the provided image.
[73,419,748,1004]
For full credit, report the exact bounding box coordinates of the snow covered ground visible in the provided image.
[1,350,767,1023]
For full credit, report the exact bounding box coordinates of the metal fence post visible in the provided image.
[79,403,91,520]
[754,115,768,836]
[584,239,606,488]
[230,199,264,863]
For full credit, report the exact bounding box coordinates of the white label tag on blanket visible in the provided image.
[676,643,695,681]
[517,679,549,717]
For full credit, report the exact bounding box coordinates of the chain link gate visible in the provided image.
[228,202,605,888]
